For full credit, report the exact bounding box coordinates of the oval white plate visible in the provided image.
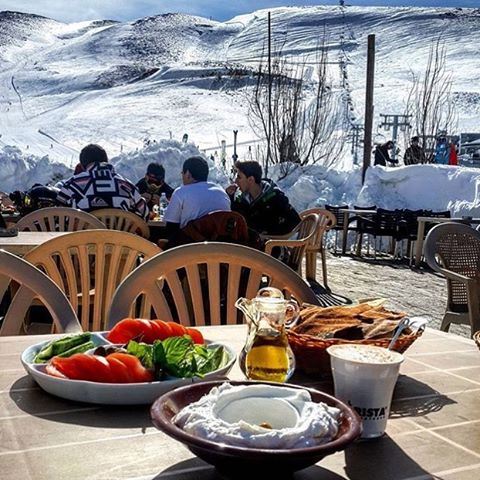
[21,332,236,405]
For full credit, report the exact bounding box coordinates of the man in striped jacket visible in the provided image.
[57,144,148,219]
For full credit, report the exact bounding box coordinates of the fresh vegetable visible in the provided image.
[107,318,203,345]
[34,333,92,363]
[127,336,226,380]
[46,353,154,383]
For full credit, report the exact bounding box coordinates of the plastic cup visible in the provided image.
[327,344,404,439]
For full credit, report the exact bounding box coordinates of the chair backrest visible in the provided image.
[324,204,348,229]
[6,230,161,332]
[424,223,480,310]
[107,242,320,328]
[0,250,81,336]
[300,208,336,252]
[180,210,250,245]
[90,208,150,238]
[278,213,319,271]
[16,207,106,232]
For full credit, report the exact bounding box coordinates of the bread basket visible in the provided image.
[287,303,423,376]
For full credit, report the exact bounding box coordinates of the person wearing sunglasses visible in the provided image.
[135,162,174,210]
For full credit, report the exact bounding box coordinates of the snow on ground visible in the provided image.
[0,6,479,215]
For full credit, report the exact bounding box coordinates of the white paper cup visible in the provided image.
[327,344,404,439]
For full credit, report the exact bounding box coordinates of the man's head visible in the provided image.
[145,162,165,186]
[181,156,209,185]
[234,161,262,193]
[411,136,419,145]
[79,144,108,168]
[385,141,395,150]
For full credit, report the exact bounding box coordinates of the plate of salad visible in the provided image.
[21,319,236,405]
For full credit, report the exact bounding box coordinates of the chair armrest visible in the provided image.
[264,239,307,255]
[438,269,475,284]
[261,232,294,241]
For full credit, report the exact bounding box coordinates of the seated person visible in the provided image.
[226,161,300,236]
[135,162,174,210]
[57,144,148,219]
[164,156,230,244]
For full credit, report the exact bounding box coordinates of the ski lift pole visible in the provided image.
[232,130,238,162]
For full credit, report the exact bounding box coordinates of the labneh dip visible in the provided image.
[173,383,341,448]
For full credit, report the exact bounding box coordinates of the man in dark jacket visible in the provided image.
[226,161,300,235]
[404,136,426,165]
[374,140,396,166]
[135,162,174,210]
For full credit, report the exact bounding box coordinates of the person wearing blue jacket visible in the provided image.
[434,136,450,165]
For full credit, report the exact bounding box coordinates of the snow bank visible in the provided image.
[0,146,71,192]
[358,165,480,217]
[1,142,479,219]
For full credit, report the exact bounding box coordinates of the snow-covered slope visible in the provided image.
[0,6,479,203]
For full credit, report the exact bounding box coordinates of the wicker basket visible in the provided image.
[474,331,480,351]
[287,329,423,376]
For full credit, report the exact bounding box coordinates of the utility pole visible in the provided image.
[379,114,412,163]
[362,34,375,184]
[266,11,272,177]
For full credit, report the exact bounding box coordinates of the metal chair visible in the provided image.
[0,250,81,335]
[108,242,320,327]
[324,204,348,253]
[16,207,105,232]
[7,230,161,332]
[91,208,150,238]
[424,223,480,335]
[300,208,336,287]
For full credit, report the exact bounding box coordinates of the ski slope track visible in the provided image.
[0,6,479,189]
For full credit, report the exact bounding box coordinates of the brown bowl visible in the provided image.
[150,380,362,474]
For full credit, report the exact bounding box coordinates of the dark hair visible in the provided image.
[234,161,262,184]
[182,156,209,182]
[385,141,395,149]
[146,162,165,181]
[79,144,108,167]
[411,136,419,143]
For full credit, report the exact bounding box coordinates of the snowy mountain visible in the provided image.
[0,5,480,214]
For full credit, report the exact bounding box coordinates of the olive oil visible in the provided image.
[245,328,289,383]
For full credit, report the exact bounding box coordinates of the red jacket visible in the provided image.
[449,144,458,166]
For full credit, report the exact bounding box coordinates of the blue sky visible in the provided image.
[0,1,476,23]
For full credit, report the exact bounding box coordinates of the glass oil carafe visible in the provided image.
[235,287,299,383]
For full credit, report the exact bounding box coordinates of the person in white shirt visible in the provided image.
[164,156,230,244]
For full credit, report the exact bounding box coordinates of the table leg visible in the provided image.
[342,212,349,255]
[414,221,426,268]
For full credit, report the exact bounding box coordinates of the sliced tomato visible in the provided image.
[151,320,172,340]
[49,354,112,382]
[186,327,204,345]
[166,321,187,337]
[107,318,153,344]
[107,352,154,383]
[106,356,133,383]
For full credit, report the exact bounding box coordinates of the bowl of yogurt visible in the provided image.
[150,380,361,474]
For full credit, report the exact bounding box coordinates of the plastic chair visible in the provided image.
[16,207,106,232]
[0,250,81,336]
[91,208,150,238]
[300,208,336,287]
[424,223,480,335]
[263,213,319,275]
[7,230,161,332]
[107,242,320,327]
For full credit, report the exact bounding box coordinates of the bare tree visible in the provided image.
[247,37,345,177]
[403,37,457,162]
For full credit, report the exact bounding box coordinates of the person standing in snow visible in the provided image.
[434,136,450,165]
[448,142,458,166]
[226,160,300,236]
[135,162,174,211]
[404,136,426,165]
[373,140,396,166]
[57,144,148,219]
